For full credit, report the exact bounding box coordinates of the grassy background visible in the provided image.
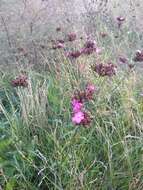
[0,0,143,189]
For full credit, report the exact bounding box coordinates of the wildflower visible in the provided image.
[117,17,125,28]
[67,50,82,59]
[72,98,83,113]
[133,50,143,62]
[57,39,64,44]
[119,57,128,64]
[11,75,28,87]
[117,17,125,22]
[72,111,91,126]
[80,112,91,126]
[81,40,101,55]
[84,40,96,49]
[92,63,117,77]
[85,84,96,100]
[67,32,76,41]
[52,42,64,49]
[72,111,85,124]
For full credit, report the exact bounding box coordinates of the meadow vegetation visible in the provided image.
[0,0,143,189]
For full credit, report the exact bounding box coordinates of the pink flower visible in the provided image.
[67,50,82,59]
[117,17,125,22]
[11,75,28,87]
[67,33,76,41]
[133,50,143,62]
[72,111,84,124]
[80,39,101,55]
[116,17,125,28]
[72,98,83,113]
[86,84,96,93]
[52,42,64,49]
[85,84,96,100]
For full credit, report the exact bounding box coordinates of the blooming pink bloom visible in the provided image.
[95,47,102,54]
[67,50,82,59]
[117,17,125,22]
[52,43,64,49]
[133,50,143,62]
[67,33,76,41]
[85,84,96,100]
[11,75,28,87]
[81,39,101,55]
[117,17,125,28]
[72,98,83,113]
[86,84,96,93]
[72,111,84,124]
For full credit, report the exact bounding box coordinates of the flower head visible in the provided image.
[52,42,64,49]
[117,17,125,28]
[85,84,96,100]
[92,63,117,77]
[81,40,101,55]
[72,98,83,113]
[72,111,85,124]
[11,75,28,87]
[67,50,82,59]
[67,33,76,41]
[72,111,91,126]
[133,50,143,62]
[119,56,128,64]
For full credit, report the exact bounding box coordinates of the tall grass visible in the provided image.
[1,0,143,189]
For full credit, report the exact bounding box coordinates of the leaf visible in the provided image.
[5,179,15,190]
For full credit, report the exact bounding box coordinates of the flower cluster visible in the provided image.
[52,41,64,49]
[71,84,96,126]
[119,56,128,64]
[133,50,143,62]
[67,50,82,59]
[81,40,101,55]
[67,32,76,42]
[11,75,28,87]
[117,16,125,28]
[67,39,101,59]
[92,63,117,77]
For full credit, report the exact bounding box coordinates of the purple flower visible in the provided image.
[119,57,128,64]
[72,98,83,113]
[67,33,76,41]
[67,50,82,59]
[72,111,91,126]
[57,39,64,44]
[84,40,96,49]
[85,84,97,100]
[117,17,125,22]
[72,111,85,124]
[52,43,64,49]
[92,63,117,77]
[133,50,143,62]
[81,40,101,55]
[11,75,28,87]
[117,17,125,28]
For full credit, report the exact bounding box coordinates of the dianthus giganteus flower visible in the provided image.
[92,63,117,77]
[71,84,97,127]
[133,50,143,62]
[67,50,82,59]
[52,42,64,49]
[116,16,125,28]
[11,75,28,87]
[80,39,101,55]
[67,32,76,42]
